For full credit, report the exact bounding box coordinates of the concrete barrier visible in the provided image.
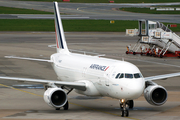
[156,8,174,11]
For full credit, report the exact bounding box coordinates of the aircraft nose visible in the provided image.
[126,79,145,99]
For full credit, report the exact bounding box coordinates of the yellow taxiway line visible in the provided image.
[0,83,140,120]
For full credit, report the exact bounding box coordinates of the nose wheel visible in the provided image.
[120,99,131,117]
[121,102,129,117]
[122,109,129,117]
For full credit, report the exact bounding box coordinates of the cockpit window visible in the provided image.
[125,73,133,79]
[134,73,142,78]
[115,73,120,79]
[134,73,141,78]
[115,73,142,79]
[119,73,124,78]
[115,73,124,79]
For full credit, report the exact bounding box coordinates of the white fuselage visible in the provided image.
[50,52,145,100]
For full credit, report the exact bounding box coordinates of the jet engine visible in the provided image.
[144,85,167,106]
[44,88,67,108]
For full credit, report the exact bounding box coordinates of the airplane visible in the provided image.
[1,1,180,117]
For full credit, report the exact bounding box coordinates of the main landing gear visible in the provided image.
[120,99,134,117]
[56,87,73,111]
[56,100,69,110]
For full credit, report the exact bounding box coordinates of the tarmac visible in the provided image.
[0,0,180,23]
[0,32,180,120]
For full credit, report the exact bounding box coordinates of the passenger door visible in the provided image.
[104,66,115,87]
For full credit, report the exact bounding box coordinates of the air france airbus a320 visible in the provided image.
[1,2,180,117]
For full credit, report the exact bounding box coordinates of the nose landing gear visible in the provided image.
[120,99,133,117]
[121,102,129,117]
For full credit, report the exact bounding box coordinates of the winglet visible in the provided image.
[54,2,69,53]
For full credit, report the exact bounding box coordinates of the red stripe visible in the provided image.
[55,23,59,48]
[105,66,109,71]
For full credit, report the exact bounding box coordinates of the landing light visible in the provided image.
[121,99,125,103]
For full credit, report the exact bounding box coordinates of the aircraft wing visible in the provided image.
[144,72,180,81]
[5,56,52,62]
[0,76,86,91]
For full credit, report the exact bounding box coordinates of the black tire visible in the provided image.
[160,54,163,58]
[56,108,60,110]
[128,100,134,109]
[126,51,128,54]
[126,110,129,117]
[63,101,69,110]
[121,110,124,117]
[133,52,136,55]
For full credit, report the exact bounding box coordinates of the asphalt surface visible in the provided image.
[0,32,180,120]
[0,0,180,23]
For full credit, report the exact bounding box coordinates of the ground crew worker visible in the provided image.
[128,44,131,51]
[156,47,159,55]
[141,45,145,53]
[127,44,131,52]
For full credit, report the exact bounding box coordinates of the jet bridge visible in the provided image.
[126,19,180,58]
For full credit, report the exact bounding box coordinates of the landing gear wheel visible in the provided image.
[120,100,129,117]
[128,100,134,109]
[121,110,124,117]
[121,110,129,117]
[63,101,69,110]
[125,110,129,117]
[160,54,163,58]
[56,108,60,110]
